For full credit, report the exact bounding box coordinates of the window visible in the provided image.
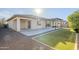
[37,20,41,25]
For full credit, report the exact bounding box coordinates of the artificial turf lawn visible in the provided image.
[35,29,75,50]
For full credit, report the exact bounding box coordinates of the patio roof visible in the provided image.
[7,14,50,21]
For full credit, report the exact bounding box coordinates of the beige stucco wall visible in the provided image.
[8,19,17,31]
[31,19,46,29]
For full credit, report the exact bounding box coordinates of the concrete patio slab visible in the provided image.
[20,27,55,36]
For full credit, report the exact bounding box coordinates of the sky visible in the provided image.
[0,8,79,20]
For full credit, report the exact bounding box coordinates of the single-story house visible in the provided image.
[7,15,65,32]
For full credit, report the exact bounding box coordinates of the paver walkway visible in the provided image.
[0,28,51,50]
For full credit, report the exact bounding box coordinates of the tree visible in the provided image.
[67,10,79,50]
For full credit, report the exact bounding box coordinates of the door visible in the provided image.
[28,21,31,29]
[45,21,51,27]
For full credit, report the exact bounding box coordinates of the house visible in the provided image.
[50,18,67,28]
[7,15,65,32]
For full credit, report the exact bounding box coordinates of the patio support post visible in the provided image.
[16,17,20,31]
[54,21,56,29]
[51,21,52,27]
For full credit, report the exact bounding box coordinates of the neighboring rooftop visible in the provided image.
[50,18,63,21]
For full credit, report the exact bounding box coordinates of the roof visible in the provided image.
[50,18,63,21]
[7,14,64,21]
[7,14,49,21]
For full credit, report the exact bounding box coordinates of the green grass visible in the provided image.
[35,29,75,50]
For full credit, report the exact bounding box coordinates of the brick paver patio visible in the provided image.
[0,28,51,50]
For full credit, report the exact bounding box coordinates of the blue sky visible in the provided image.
[0,8,79,20]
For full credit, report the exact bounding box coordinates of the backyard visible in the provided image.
[35,29,75,50]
